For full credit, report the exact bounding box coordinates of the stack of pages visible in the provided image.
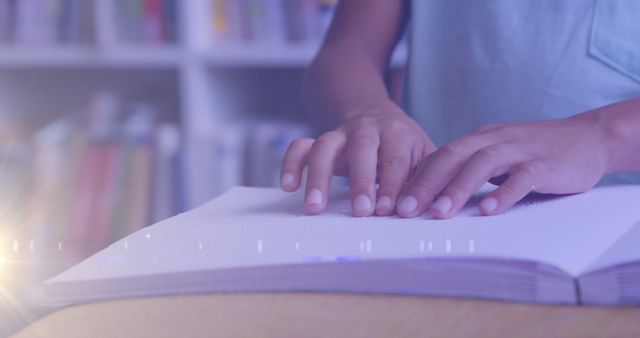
[46,184,640,305]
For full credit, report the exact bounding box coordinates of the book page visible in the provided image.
[582,220,640,273]
[47,183,640,286]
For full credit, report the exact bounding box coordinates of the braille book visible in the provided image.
[46,183,640,305]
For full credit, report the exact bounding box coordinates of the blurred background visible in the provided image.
[0,0,407,336]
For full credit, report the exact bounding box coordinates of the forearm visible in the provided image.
[589,97,640,173]
[302,0,409,132]
[303,40,404,131]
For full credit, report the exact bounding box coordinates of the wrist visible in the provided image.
[340,98,408,124]
[587,98,640,174]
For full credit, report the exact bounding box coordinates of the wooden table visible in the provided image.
[12,293,640,338]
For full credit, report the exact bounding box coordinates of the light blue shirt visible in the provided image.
[408,0,640,183]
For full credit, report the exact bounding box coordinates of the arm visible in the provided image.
[304,0,408,131]
[595,97,640,174]
[281,0,435,217]
[394,96,640,219]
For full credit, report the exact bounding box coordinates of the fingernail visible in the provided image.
[306,189,323,206]
[480,197,498,213]
[281,173,294,187]
[397,196,418,215]
[431,196,452,215]
[353,195,373,214]
[376,195,392,210]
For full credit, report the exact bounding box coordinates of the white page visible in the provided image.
[48,184,640,286]
[583,220,640,273]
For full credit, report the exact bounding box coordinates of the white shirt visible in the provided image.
[407,0,640,183]
[408,0,640,146]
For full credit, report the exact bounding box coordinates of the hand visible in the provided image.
[281,108,435,216]
[396,114,611,219]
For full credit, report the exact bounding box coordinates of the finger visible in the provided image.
[304,131,347,214]
[479,161,548,215]
[430,144,527,219]
[281,138,314,192]
[375,136,413,216]
[347,131,380,217]
[397,136,490,218]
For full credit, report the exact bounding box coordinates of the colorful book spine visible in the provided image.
[211,0,336,45]
[126,140,154,235]
[143,0,163,44]
[0,0,11,43]
[66,92,120,260]
[107,0,178,45]
[162,0,178,43]
[211,0,230,41]
[13,91,185,277]
[152,124,181,222]
[121,104,156,236]
[65,143,103,260]
[90,142,121,251]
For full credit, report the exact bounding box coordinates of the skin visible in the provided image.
[281,0,640,218]
[280,0,434,217]
[398,100,640,219]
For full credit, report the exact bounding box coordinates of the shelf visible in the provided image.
[200,43,320,67]
[0,46,183,69]
[201,43,408,68]
[0,43,408,69]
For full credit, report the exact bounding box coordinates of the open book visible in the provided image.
[46,184,640,305]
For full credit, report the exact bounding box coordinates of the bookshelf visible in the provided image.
[0,0,408,304]
[0,1,409,334]
[0,0,409,227]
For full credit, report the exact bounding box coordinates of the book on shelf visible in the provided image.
[0,0,94,46]
[0,0,179,48]
[18,92,184,273]
[247,121,310,187]
[153,123,183,222]
[45,182,640,306]
[210,0,337,46]
[106,0,179,46]
[188,120,311,208]
[0,128,32,247]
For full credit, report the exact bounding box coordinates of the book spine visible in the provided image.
[214,124,247,194]
[264,0,286,45]
[171,143,185,215]
[122,104,156,235]
[14,0,32,45]
[225,0,243,43]
[58,0,82,45]
[143,0,163,44]
[4,0,15,43]
[89,143,121,251]
[153,124,180,222]
[131,0,145,43]
[282,0,306,43]
[125,142,154,234]
[0,0,9,43]
[210,0,229,42]
[65,145,103,262]
[162,0,177,43]
[250,0,273,43]
[95,0,117,47]
[110,137,134,242]
[76,0,93,45]
[39,0,58,45]
[55,128,87,251]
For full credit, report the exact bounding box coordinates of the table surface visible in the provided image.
[12,293,640,338]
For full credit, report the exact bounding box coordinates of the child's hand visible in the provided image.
[281,111,435,216]
[396,114,611,219]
